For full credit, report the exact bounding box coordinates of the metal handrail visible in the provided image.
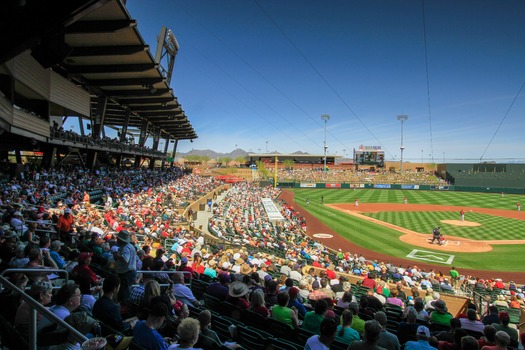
[0,268,69,292]
[0,275,87,350]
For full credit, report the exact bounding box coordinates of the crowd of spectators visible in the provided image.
[277,168,447,185]
[0,164,522,349]
[50,122,163,156]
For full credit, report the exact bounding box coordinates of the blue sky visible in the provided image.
[121,0,525,162]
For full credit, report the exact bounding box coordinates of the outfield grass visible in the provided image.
[291,188,525,272]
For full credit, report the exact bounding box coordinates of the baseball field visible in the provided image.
[286,188,525,274]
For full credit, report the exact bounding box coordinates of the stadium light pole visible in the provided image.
[397,114,408,171]
[321,114,330,172]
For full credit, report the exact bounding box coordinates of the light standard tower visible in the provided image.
[397,114,408,171]
[321,114,330,172]
[265,141,268,153]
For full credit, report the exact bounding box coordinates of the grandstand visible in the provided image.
[0,1,523,349]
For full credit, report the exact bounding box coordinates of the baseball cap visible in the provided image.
[289,287,299,298]
[180,257,188,264]
[417,326,430,337]
[78,252,93,263]
[64,208,71,214]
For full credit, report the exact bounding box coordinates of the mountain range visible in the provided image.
[176,148,311,160]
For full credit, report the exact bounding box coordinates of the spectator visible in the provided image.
[405,325,437,350]
[336,309,360,345]
[113,230,137,303]
[171,272,201,307]
[197,310,240,349]
[175,318,201,350]
[430,300,453,326]
[271,291,298,329]
[206,273,230,301]
[480,331,510,350]
[305,317,338,350]
[460,309,484,333]
[375,311,401,350]
[72,252,101,287]
[303,299,328,334]
[438,328,467,350]
[348,301,366,336]
[226,281,251,310]
[92,274,137,334]
[386,289,404,309]
[398,307,420,344]
[249,288,269,319]
[288,287,307,318]
[15,281,53,337]
[38,284,81,331]
[337,290,354,309]
[482,306,499,326]
[477,325,497,349]
[132,303,171,350]
[461,336,479,350]
[491,312,518,348]
[435,318,462,343]
[348,320,385,350]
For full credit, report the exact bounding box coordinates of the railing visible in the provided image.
[0,275,87,350]
[1,268,69,292]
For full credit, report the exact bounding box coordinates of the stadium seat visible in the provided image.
[240,309,269,331]
[266,337,303,350]
[236,325,272,350]
[267,317,297,341]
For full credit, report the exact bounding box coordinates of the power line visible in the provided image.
[254,0,393,159]
[421,0,435,163]
[479,79,525,161]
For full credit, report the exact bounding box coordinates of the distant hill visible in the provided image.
[176,148,249,161]
[176,149,313,161]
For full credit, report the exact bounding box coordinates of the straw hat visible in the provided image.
[240,263,252,275]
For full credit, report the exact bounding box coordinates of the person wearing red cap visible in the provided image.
[72,252,101,286]
[287,287,307,318]
[491,312,518,347]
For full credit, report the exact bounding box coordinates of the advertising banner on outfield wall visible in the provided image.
[430,186,449,190]
[401,185,420,190]
[374,184,391,189]
[325,183,341,188]
[300,183,316,188]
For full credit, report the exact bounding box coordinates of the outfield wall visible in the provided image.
[275,182,525,194]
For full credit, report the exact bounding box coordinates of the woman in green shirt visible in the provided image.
[271,292,299,329]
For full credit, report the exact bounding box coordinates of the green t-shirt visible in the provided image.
[302,311,325,334]
[272,305,294,328]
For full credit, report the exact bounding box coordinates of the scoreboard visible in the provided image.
[354,150,385,167]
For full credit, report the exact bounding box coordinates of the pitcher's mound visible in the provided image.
[441,220,481,227]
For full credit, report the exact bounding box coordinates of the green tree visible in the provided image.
[256,160,270,179]
[282,159,295,170]
[235,156,247,166]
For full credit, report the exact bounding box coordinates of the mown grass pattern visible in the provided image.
[291,188,525,272]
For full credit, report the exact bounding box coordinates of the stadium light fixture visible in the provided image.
[321,114,331,172]
[397,114,408,171]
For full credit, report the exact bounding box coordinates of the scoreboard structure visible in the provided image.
[354,146,385,168]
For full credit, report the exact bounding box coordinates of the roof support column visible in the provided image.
[149,128,161,170]
[120,109,130,143]
[161,137,170,168]
[92,96,107,140]
[171,139,178,167]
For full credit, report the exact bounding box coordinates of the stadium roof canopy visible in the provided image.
[0,0,197,141]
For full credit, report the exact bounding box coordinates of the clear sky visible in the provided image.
[122,0,525,163]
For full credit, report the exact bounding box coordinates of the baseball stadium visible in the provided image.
[1,1,524,349]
